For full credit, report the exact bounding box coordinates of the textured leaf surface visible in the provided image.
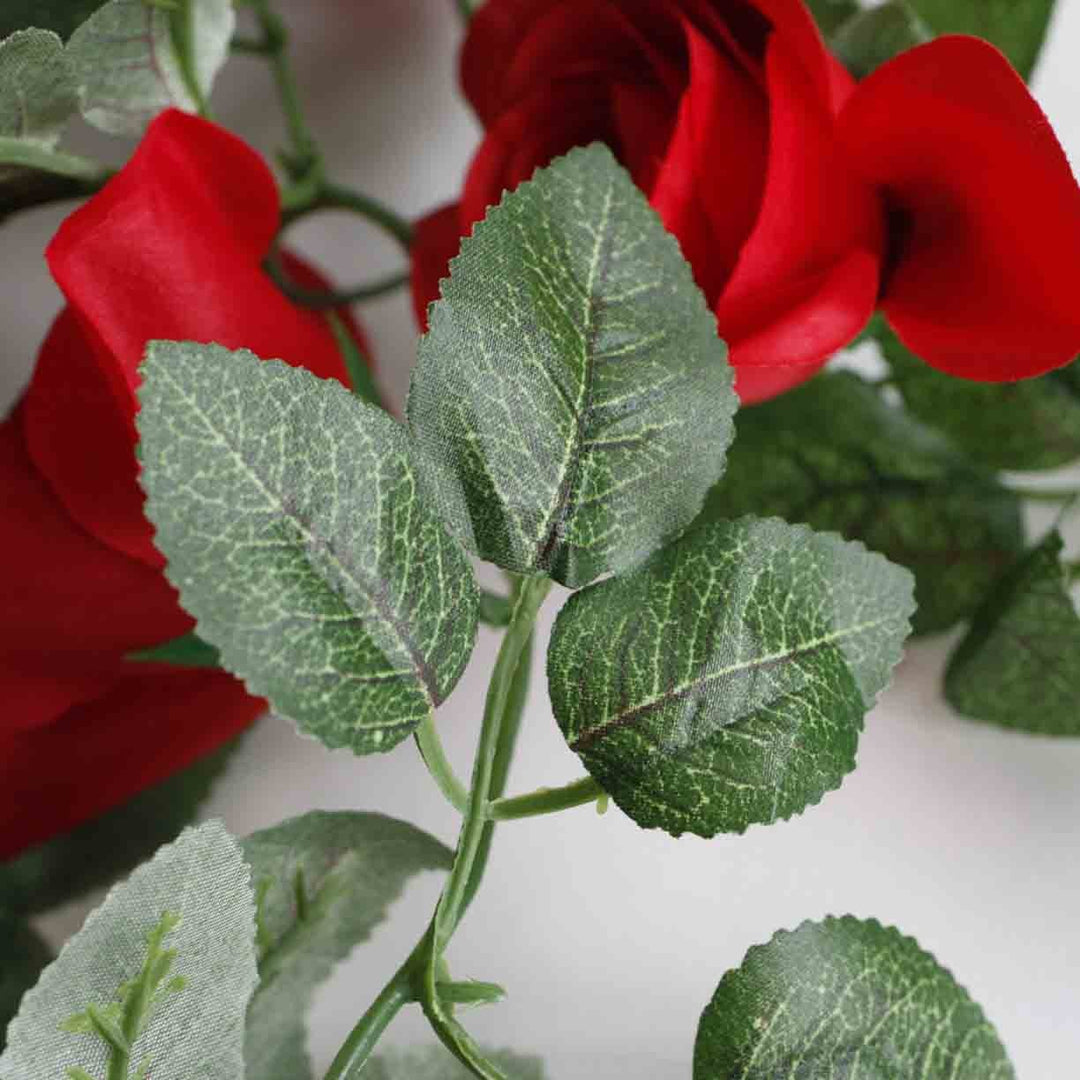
[67,0,234,135]
[694,917,1014,1079]
[805,0,860,35]
[548,517,914,837]
[699,372,1023,635]
[0,2,108,41]
[408,143,736,588]
[946,531,1080,735]
[877,321,1080,472]
[138,342,479,755]
[0,30,76,148]
[0,736,243,916]
[832,1,932,78]
[363,1046,545,1080]
[0,915,50,1051]
[0,821,257,1080]
[906,0,1054,79]
[242,812,452,1080]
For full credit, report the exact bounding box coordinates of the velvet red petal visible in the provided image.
[841,36,1080,381]
[0,403,191,731]
[0,669,263,859]
[410,203,464,332]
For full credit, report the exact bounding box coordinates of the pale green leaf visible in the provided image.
[699,372,1024,635]
[137,342,479,755]
[0,30,76,148]
[804,0,859,35]
[0,915,51,1051]
[548,517,914,837]
[242,812,452,1080]
[407,143,736,588]
[363,1045,545,1080]
[0,821,258,1080]
[946,530,1080,735]
[832,1,933,78]
[67,0,234,136]
[694,917,1014,1079]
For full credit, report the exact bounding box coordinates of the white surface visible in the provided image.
[8,3,1080,1077]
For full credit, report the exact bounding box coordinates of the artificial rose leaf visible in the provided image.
[242,812,452,1080]
[874,318,1080,472]
[694,917,1014,1079]
[0,29,76,148]
[0,821,258,1080]
[0,914,51,1051]
[699,372,1024,635]
[67,0,234,136]
[0,735,243,916]
[547,517,914,837]
[831,1,932,79]
[803,0,860,35]
[129,630,221,670]
[407,143,736,589]
[137,342,479,755]
[365,1046,546,1080]
[0,2,108,41]
[946,530,1080,736]
[906,0,1055,80]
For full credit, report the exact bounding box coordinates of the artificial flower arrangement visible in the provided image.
[1,0,1079,1077]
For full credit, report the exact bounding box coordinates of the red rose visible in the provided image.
[411,0,1080,403]
[0,110,370,859]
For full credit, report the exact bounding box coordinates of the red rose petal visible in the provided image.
[841,36,1080,381]
[0,669,263,859]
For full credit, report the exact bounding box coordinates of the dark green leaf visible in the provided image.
[407,143,736,589]
[547,517,914,837]
[363,1046,546,1080]
[694,916,1014,1079]
[0,735,243,916]
[128,630,221,669]
[946,530,1080,735]
[905,0,1055,79]
[242,812,452,1080]
[0,29,77,147]
[0,914,51,1051]
[699,372,1024,635]
[0,1,107,41]
[138,342,479,756]
[877,321,1080,472]
[804,0,859,36]
[0,822,258,1080]
[831,1,933,78]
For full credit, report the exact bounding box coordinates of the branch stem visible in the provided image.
[416,713,470,815]
[486,776,605,821]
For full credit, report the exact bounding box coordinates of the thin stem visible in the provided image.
[169,1,211,118]
[325,311,383,408]
[486,776,605,821]
[436,576,552,948]
[416,713,470,815]
[303,181,414,250]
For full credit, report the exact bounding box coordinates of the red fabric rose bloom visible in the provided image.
[411,0,1080,403]
[0,110,368,859]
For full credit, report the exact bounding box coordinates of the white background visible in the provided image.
[4,3,1080,1077]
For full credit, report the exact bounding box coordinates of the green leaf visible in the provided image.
[831,1,933,78]
[0,821,258,1080]
[137,342,479,755]
[547,516,914,838]
[0,30,77,148]
[67,0,234,136]
[699,372,1024,635]
[804,0,859,36]
[694,916,1014,1079]
[945,530,1080,736]
[905,0,1055,80]
[241,812,453,1080]
[0,735,243,916]
[407,143,736,589]
[0,2,108,41]
[876,320,1080,473]
[128,629,221,669]
[0,914,51,1052]
[363,1046,546,1080]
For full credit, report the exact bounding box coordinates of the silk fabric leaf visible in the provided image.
[407,142,736,589]
[831,1,933,78]
[242,812,452,1080]
[694,917,1014,1079]
[0,29,76,149]
[548,517,914,837]
[137,343,479,755]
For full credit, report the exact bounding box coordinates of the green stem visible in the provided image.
[434,575,552,948]
[169,1,211,118]
[292,181,414,250]
[271,267,409,309]
[416,713,470,815]
[486,776,605,821]
[324,311,383,408]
